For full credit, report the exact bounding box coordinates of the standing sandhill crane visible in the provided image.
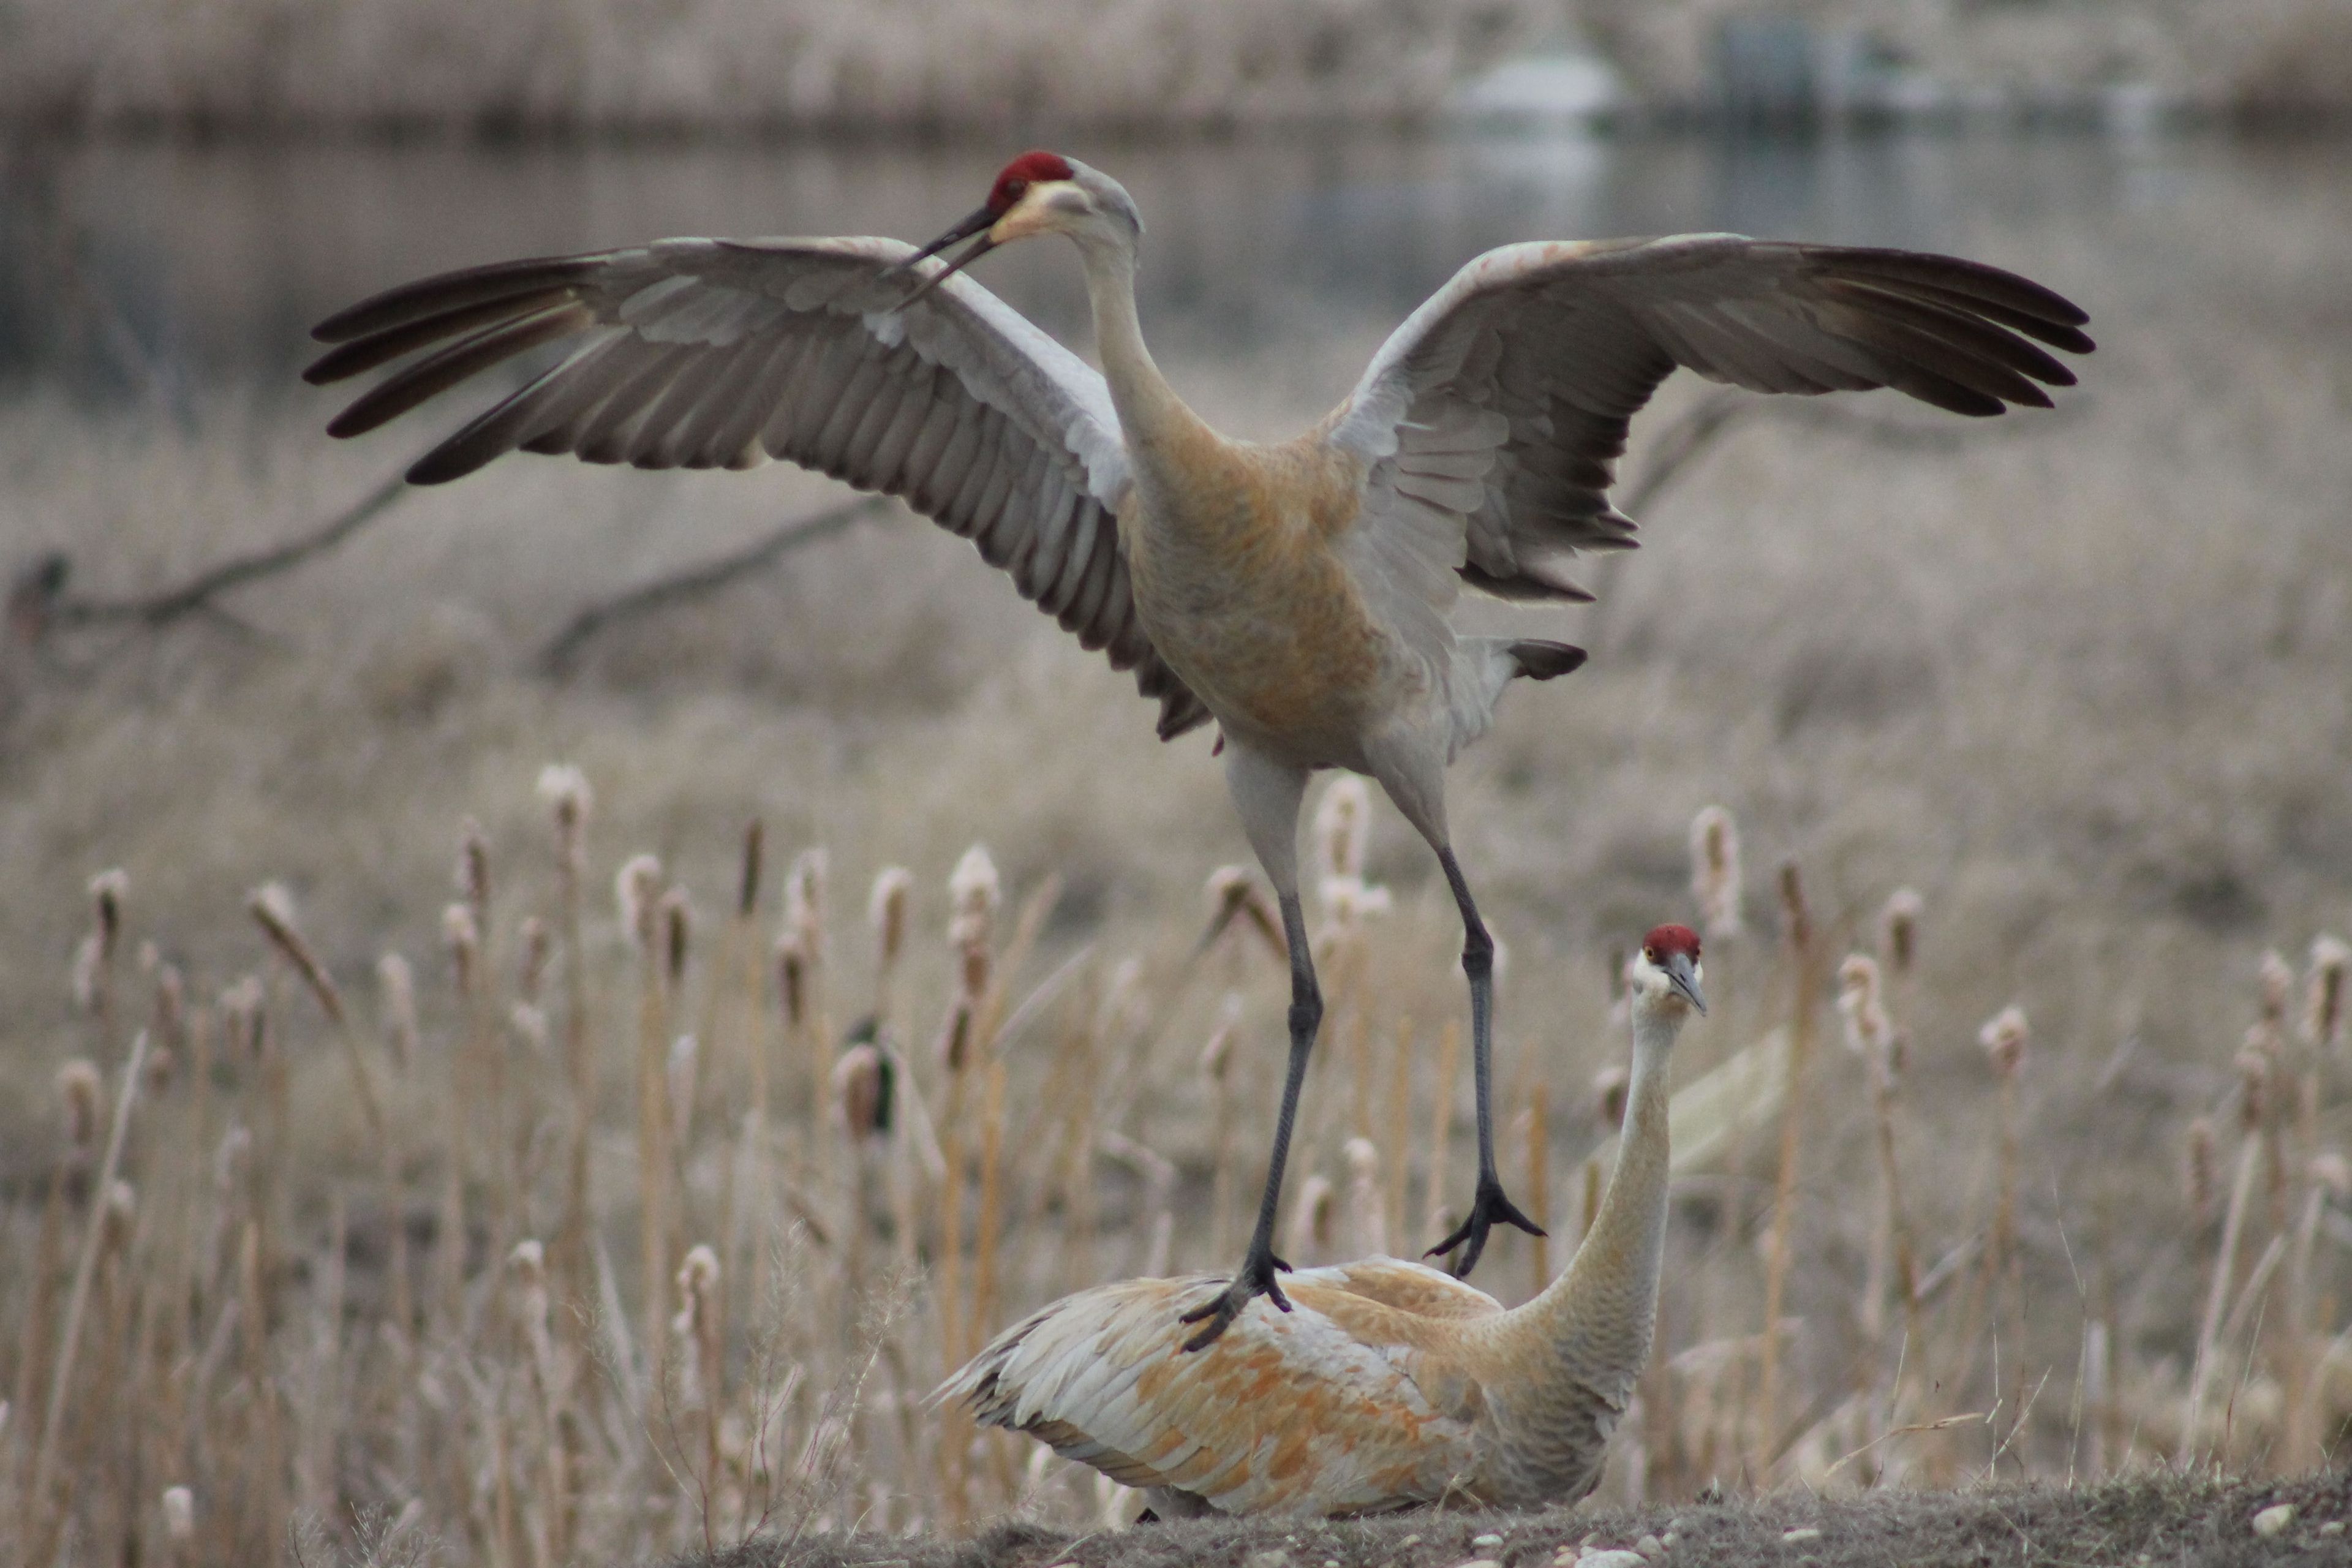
[305,151,2090,1346]
[939,924,1707,1517]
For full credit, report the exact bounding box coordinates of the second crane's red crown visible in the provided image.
[1643,924,1701,962]
[989,151,1076,213]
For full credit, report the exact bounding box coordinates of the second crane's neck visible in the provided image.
[1492,1001,1683,1389]
[1072,235,1218,473]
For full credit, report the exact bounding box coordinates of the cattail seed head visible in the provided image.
[1689,806,1743,942]
[1880,889,1923,979]
[376,954,418,1071]
[948,844,1000,956]
[100,1178,137,1253]
[673,1243,723,1406]
[2237,1041,2269,1132]
[515,917,549,1003]
[869,866,913,974]
[1292,1172,1336,1254]
[786,848,828,967]
[1346,1136,1387,1257]
[1314,777,1371,884]
[1204,865,1286,962]
[1980,1005,2029,1077]
[738,818,765,919]
[510,1003,550,1058]
[456,818,491,929]
[2309,1150,2352,1201]
[508,1237,547,1291]
[2259,949,2293,1029]
[57,1058,102,1153]
[442,903,480,999]
[89,867,127,958]
[219,976,266,1063]
[1318,873,1393,932]
[832,1041,890,1141]
[616,855,663,952]
[1593,1063,1630,1129]
[536,763,592,866]
[151,962,186,1052]
[1838,954,1890,1061]
[249,883,344,1025]
[1777,861,1812,951]
[658,887,693,991]
[214,1125,252,1193]
[2306,936,2349,1052]
[161,1485,195,1542]
[774,933,807,1031]
[142,1044,175,1097]
[2186,1117,2216,1221]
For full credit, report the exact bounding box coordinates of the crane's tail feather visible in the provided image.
[1508,640,1586,681]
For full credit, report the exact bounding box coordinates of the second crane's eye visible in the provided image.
[1642,946,1657,964]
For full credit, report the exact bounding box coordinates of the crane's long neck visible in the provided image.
[1072,237,1217,478]
[1491,1001,1683,1406]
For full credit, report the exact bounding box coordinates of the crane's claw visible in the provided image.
[1425,1177,1546,1280]
[1178,1249,1293,1351]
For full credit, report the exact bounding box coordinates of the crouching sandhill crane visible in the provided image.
[306,151,2090,1348]
[939,924,1706,1517]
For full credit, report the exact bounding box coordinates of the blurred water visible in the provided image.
[0,129,2312,413]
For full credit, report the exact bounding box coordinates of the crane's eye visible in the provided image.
[1642,946,1656,964]
[1005,179,1028,200]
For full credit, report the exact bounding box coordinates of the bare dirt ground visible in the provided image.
[685,1466,2352,1568]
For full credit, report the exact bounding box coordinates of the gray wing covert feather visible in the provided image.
[308,236,1210,740]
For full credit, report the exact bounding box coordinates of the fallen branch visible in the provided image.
[537,494,888,676]
[53,468,412,630]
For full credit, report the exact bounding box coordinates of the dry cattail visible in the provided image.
[658,887,693,991]
[1592,1063,1630,1129]
[1838,954,1891,1062]
[1980,1006,2029,1077]
[376,954,418,1071]
[214,1125,252,1193]
[1292,1172,1336,1257]
[1689,805,1743,941]
[672,1244,723,1406]
[509,1003,550,1058]
[948,844,1000,954]
[142,1045,175,1097]
[250,883,346,1025]
[1880,889,1923,979]
[832,1041,890,1141]
[515,916,550,1003]
[616,854,663,952]
[774,933,808,1032]
[1777,861,1812,952]
[536,763,592,867]
[100,1178,137,1253]
[151,962,186,1052]
[161,1485,195,1543]
[1199,1014,1236,1082]
[89,866,127,960]
[442,903,481,1000]
[1345,1137,1387,1256]
[869,866,913,971]
[57,1058,102,1154]
[219,975,266,1062]
[739,817,766,918]
[1318,873,1393,932]
[2185,1116,2217,1222]
[786,847,828,965]
[507,1239,551,1344]
[456,818,492,928]
[1204,865,1286,962]
[2260,949,2293,1028]
[2309,1150,2351,1200]
[2237,1041,2269,1132]
[2306,936,2349,1052]
[1314,776,1371,884]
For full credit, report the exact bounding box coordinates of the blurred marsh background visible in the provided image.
[2,2,2351,1564]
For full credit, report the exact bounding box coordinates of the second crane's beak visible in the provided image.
[889,204,999,307]
[1665,952,1708,1016]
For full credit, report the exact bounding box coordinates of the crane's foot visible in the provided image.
[1178,1247,1292,1352]
[1425,1176,1546,1280]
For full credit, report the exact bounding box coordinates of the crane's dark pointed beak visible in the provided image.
[1665,952,1707,1016]
[888,204,998,307]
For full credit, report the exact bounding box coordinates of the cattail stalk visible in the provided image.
[1423,1020,1463,1246]
[27,1030,149,1558]
[1755,860,1816,1474]
[1980,1005,2030,1463]
[1201,1011,1238,1267]
[620,854,675,1381]
[539,763,597,1319]
[2183,1050,2264,1468]
[1523,1085,1549,1295]
[971,1059,1009,1353]
[1384,1017,1414,1248]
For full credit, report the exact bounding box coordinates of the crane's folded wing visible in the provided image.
[307,235,1210,741]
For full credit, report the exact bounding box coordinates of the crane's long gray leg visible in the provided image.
[1424,846,1545,1278]
[1183,743,1314,1351]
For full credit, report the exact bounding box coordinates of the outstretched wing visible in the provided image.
[1330,234,2093,603]
[941,1270,1485,1517]
[306,236,1209,739]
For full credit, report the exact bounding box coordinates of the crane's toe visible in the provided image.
[1178,1250,1293,1351]
[1426,1176,1547,1280]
